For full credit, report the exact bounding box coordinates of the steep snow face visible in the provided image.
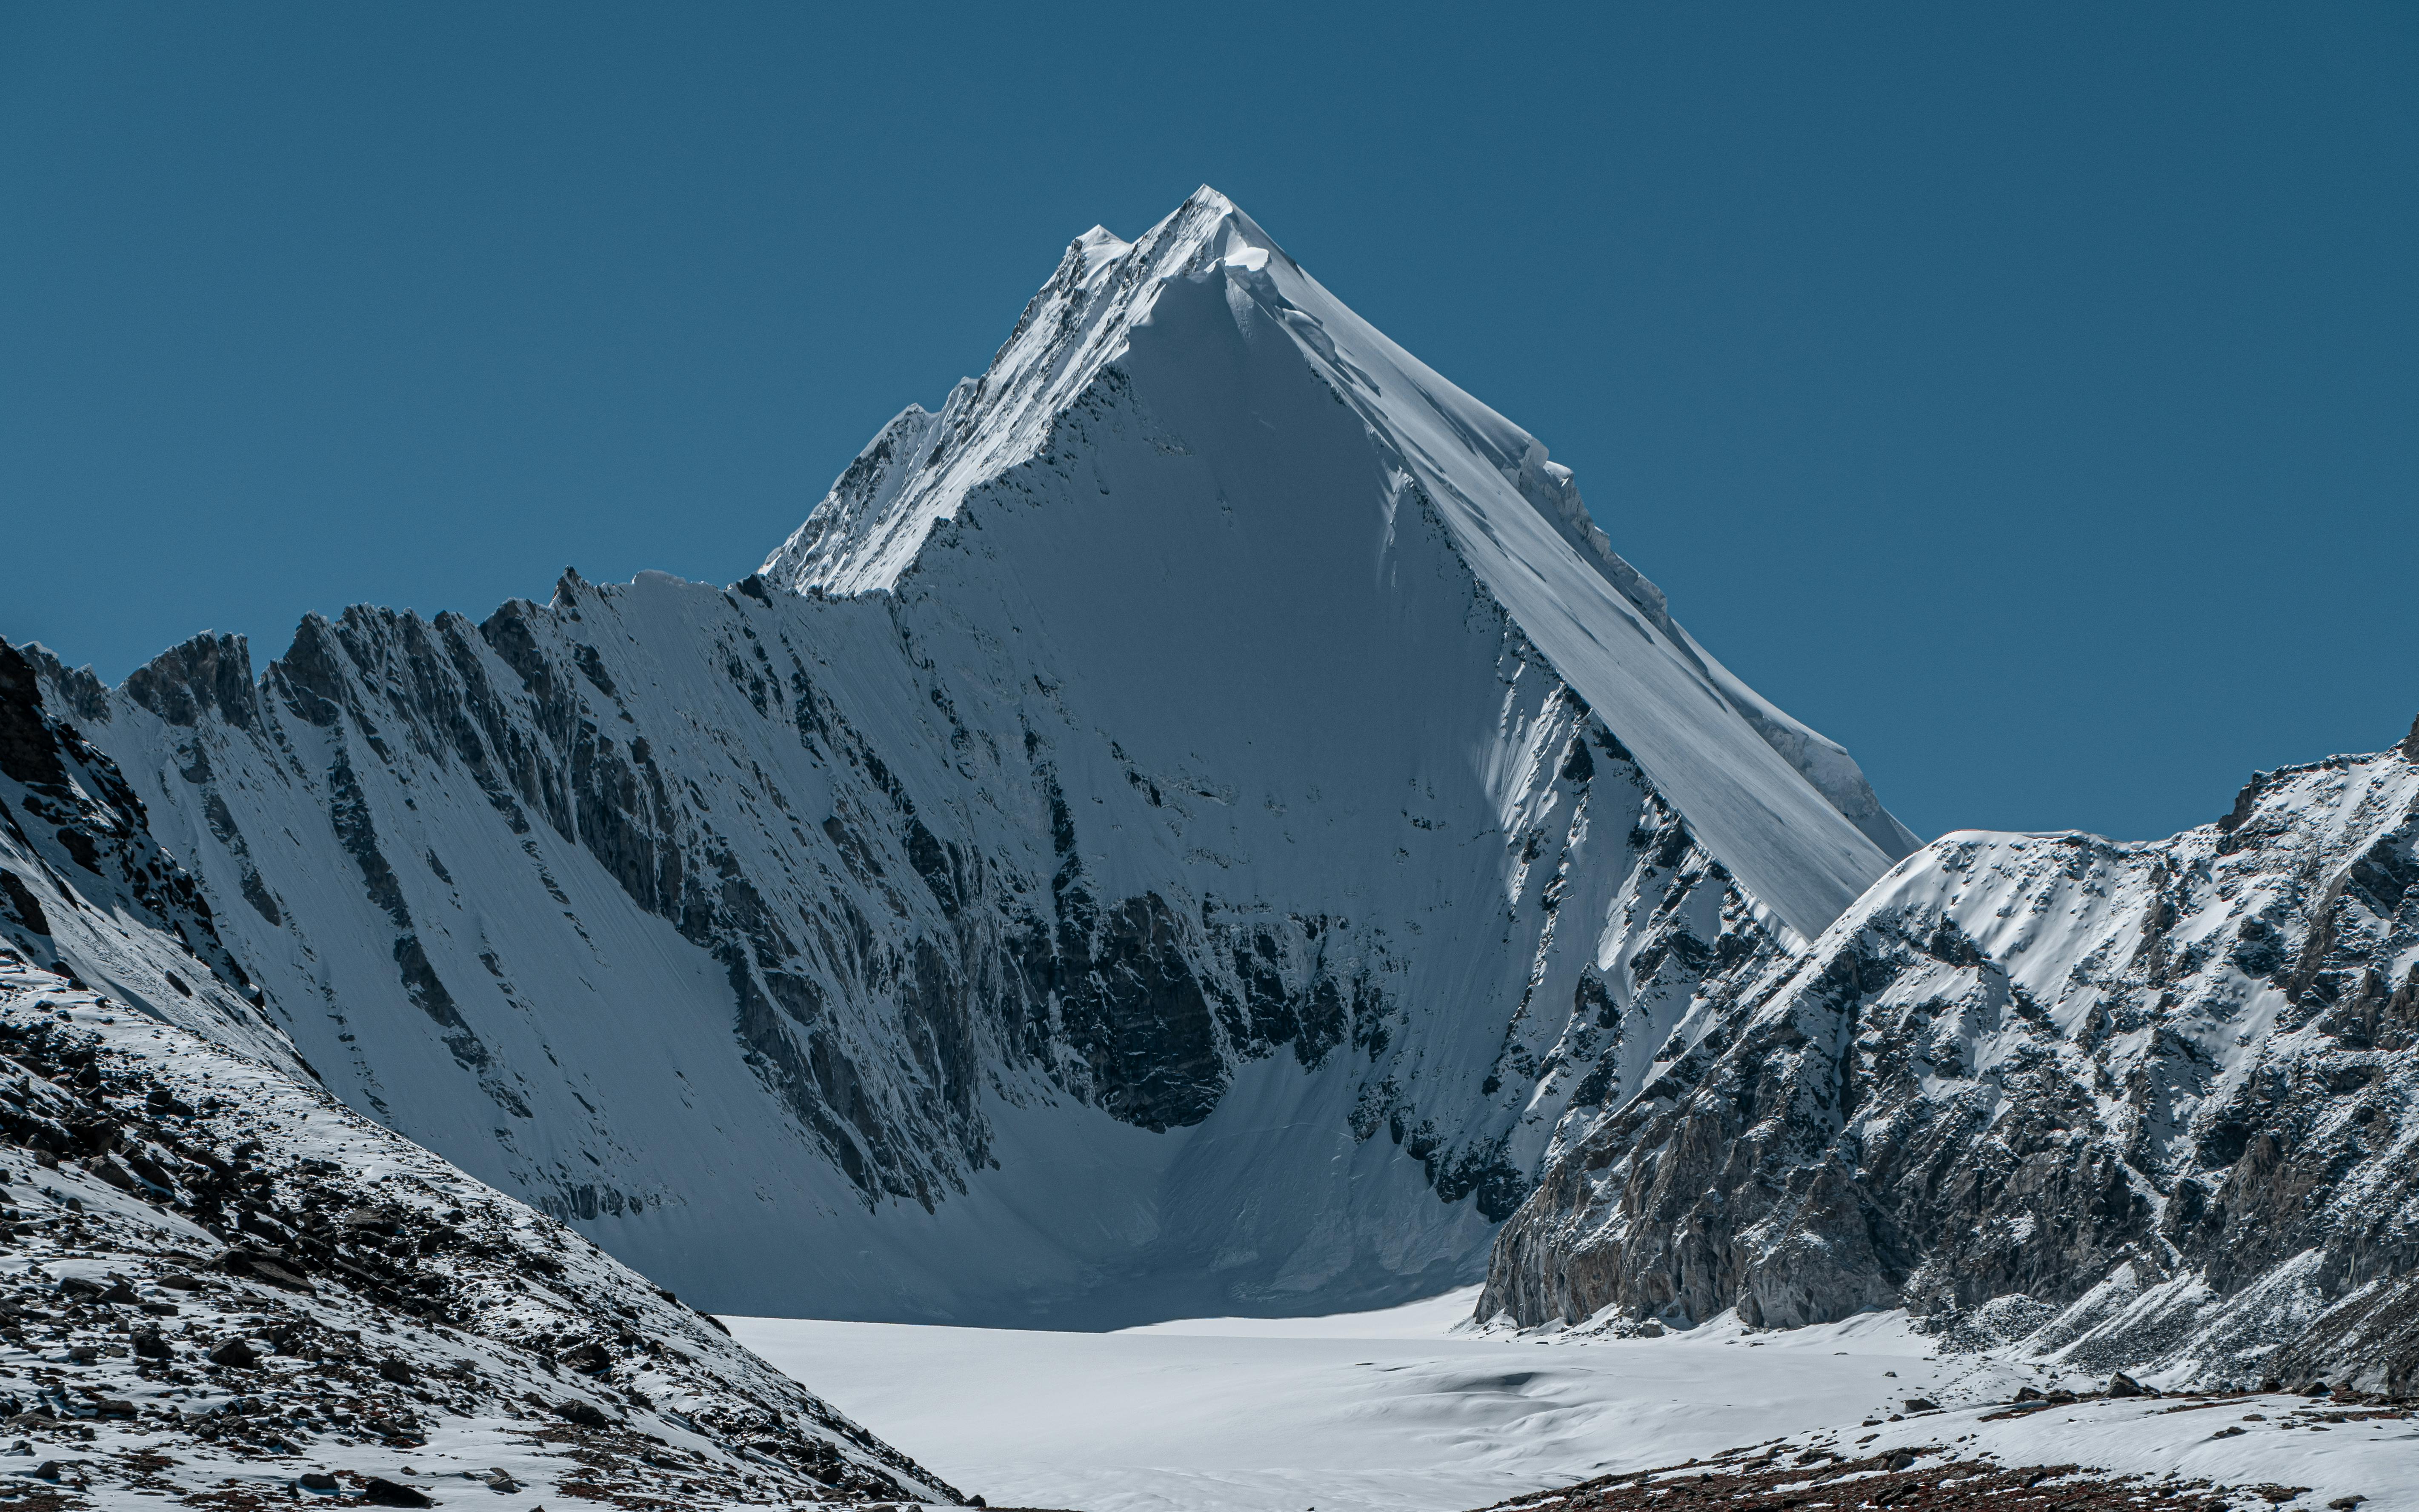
[1484,730,2419,1390]
[19,587,1784,1326]
[763,188,1917,924]
[15,188,1912,1325]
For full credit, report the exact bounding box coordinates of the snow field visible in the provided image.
[732,1292,2416,1512]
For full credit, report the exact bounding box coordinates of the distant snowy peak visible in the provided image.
[763,185,1915,935]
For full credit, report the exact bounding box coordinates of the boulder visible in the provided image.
[360,1475,433,1507]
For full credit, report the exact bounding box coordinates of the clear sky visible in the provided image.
[3,3,2413,844]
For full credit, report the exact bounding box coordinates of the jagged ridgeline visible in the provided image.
[1486,726,2419,1394]
[3,187,1915,1326]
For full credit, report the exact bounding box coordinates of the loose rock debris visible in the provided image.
[1479,1446,2288,1512]
[0,953,965,1507]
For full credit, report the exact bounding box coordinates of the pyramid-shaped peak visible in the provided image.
[761,187,1916,937]
[1071,224,1132,276]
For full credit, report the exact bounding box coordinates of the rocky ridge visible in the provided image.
[1482,727,2419,1393]
[1465,1366,2419,1512]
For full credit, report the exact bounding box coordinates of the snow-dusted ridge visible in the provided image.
[5,188,1918,1325]
[1486,724,2419,1394]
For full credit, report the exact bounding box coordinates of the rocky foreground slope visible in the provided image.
[1483,724,2419,1393]
[0,950,962,1508]
[1471,1388,2413,1512]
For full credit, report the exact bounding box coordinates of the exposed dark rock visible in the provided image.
[0,870,49,937]
[1472,1445,2244,1512]
[1056,891,1224,1131]
[1484,742,2419,1387]
[220,1248,314,1293]
[123,633,260,731]
[361,1475,433,1507]
[557,1340,611,1375]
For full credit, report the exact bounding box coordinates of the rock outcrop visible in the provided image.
[1483,733,2419,1388]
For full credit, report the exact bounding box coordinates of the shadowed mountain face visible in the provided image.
[3,189,1913,1326]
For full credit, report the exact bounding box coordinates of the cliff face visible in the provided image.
[0,638,297,1074]
[1484,738,2419,1388]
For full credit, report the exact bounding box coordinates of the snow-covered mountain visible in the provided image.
[6,187,1916,1326]
[1482,725,2419,1392]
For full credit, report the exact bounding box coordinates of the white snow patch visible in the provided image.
[729,1298,2419,1512]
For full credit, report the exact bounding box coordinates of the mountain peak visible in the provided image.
[1072,224,1132,276]
[757,189,1306,602]
[759,189,1912,936]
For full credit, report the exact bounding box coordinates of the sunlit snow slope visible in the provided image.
[11,189,1914,1326]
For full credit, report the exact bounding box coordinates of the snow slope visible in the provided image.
[763,187,1916,930]
[14,188,1915,1324]
[729,1292,2417,1512]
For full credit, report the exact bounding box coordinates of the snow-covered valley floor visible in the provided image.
[729,1292,2419,1512]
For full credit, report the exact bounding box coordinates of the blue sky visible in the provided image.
[3,3,2413,843]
